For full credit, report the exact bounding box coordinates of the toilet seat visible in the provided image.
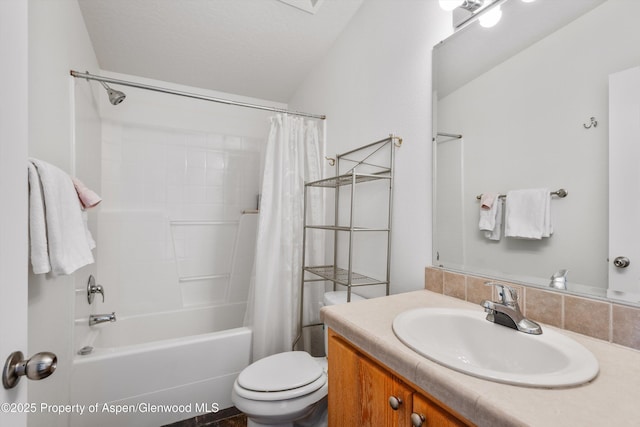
[235,351,327,401]
[234,373,326,401]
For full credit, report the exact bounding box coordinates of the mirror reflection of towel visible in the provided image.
[484,200,502,241]
[478,192,502,241]
[504,188,552,239]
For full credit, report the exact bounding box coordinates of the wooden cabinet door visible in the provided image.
[328,331,413,427]
[411,393,470,427]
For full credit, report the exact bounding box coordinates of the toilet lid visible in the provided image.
[238,351,324,392]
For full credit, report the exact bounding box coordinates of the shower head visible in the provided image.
[99,81,126,105]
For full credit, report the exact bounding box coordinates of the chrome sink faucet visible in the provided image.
[481,283,542,335]
[89,312,116,326]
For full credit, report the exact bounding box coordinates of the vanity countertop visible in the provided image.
[321,290,640,427]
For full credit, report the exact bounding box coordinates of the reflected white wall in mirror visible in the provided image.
[433,0,640,303]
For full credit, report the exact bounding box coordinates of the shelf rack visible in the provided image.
[293,135,400,349]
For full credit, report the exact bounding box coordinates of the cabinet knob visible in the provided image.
[410,412,426,427]
[388,395,403,410]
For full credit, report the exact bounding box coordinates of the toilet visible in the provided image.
[232,291,364,427]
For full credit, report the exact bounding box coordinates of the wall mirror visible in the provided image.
[432,0,640,304]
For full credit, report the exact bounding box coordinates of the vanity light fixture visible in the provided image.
[439,0,464,11]
[440,0,503,29]
[439,0,484,12]
[479,4,502,28]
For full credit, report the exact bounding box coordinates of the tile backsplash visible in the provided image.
[426,267,640,351]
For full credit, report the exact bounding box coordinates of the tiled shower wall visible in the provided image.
[101,121,261,216]
[98,120,263,316]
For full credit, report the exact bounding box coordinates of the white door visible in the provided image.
[608,66,640,303]
[0,1,29,426]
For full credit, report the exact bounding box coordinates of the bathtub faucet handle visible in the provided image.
[87,275,105,304]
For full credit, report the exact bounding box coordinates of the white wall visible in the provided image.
[27,1,101,426]
[289,0,452,294]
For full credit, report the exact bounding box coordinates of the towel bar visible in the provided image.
[476,188,568,200]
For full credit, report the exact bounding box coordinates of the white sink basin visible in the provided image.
[392,308,599,388]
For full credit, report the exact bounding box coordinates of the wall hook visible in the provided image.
[325,156,335,167]
[583,117,598,129]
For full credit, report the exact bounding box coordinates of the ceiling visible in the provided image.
[77,0,364,103]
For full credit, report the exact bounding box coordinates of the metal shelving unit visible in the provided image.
[294,135,401,348]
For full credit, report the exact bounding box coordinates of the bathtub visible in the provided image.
[69,303,251,427]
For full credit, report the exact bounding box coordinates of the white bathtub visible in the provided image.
[69,303,251,427]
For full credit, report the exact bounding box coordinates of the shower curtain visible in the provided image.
[245,114,324,362]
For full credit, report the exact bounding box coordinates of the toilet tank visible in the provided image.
[322,291,365,354]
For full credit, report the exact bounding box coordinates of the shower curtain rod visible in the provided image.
[70,70,326,120]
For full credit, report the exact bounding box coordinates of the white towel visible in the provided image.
[504,188,553,239]
[27,162,50,274]
[479,192,499,232]
[484,198,502,241]
[28,158,95,275]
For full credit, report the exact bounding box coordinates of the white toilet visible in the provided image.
[232,291,364,427]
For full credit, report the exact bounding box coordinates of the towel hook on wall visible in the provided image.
[583,117,598,129]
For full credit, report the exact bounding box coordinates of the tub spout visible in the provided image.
[89,312,116,326]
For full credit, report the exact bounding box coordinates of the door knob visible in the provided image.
[613,256,631,268]
[2,351,57,389]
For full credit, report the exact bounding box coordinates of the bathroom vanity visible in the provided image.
[321,290,640,427]
[328,329,471,426]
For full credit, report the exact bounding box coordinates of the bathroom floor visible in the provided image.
[162,407,246,427]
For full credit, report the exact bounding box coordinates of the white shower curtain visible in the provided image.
[245,114,324,362]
